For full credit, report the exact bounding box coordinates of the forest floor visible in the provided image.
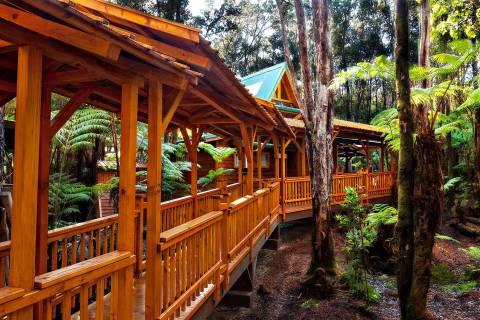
[210,219,480,320]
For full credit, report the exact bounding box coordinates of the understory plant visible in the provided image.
[337,187,398,303]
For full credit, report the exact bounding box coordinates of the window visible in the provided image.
[234,152,270,168]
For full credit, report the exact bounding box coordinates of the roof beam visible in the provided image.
[162,87,185,131]
[0,79,16,93]
[74,11,209,69]
[44,70,100,85]
[61,0,200,42]
[0,20,143,87]
[49,85,95,138]
[190,87,244,124]
[0,4,121,61]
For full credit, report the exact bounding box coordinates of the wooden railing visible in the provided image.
[0,251,135,319]
[157,211,223,320]
[0,241,10,288]
[154,183,280,320]
[47,215,118,271]
[284,177,312,212]
[283,171,393,213]
[134,183,245,275]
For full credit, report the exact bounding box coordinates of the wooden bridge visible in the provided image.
[0,1,393,319]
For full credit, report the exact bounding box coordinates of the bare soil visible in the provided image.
[211,220,480,320]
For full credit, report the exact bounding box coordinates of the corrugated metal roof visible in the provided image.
[240,62,287,100]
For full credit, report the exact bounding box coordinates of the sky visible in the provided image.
[188,0,223,16]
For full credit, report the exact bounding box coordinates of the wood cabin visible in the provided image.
[0,1,393,320]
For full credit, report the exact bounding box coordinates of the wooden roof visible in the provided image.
[0,0,280,138]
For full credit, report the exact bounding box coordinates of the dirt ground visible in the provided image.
[210,220,480,320]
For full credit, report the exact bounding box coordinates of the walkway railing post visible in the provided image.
[146,79,163,320]
[219,202,229,293]
[10,45,43,320]
[117,81,138,320]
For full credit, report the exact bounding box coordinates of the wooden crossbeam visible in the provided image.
[61,0,200,42]
[49,86,95,139]
[75,11,209,69]
[44,70,98,85]
[0,20,143,87]
[0,79,16,93]
[162,88,185,131]
[191,87,244,124]
[0,4,121,61]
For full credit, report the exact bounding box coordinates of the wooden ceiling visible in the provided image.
[0,0,290,139]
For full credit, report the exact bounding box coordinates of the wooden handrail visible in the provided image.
[159,210,223,246]
[0,250,135,318]
[47,215,118,242]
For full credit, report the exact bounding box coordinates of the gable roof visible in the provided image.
[241,62,287,101]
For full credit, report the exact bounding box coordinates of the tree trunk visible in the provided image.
[409,1,444,318]
[393,0,415,318]
[293,0,336,296]
[275,0,298,92]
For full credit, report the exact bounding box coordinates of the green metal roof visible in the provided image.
[240,62,287,101]
[276,105,301,114]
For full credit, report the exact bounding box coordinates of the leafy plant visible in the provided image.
[197,168,235,187]
[337,188,380,304]
[48,173,93,229]
[435,234,460,244]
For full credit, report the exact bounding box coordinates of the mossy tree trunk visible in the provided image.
[293,0,336,296]
[393,0,415,317]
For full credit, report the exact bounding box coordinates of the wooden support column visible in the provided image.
[240,124,254,195]
[146,80,162,320]
[256,135,262,188]
[35,87,51,277]
[300,138,307,176]
[272,136,280,180]
[117,83,138,320]
[333,142,338,174]
[280,137,287,221]
[234,139,244,186]
[10,45,43,320]
[191,127,199,217]
[380,144,386,172]
[180,126,201,216]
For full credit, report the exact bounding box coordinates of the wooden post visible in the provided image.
[240,124,254,195]
[300,138,307,176]
[333,142,338,174]
[146,80,162,320]
[257,135,262,188]
[191,127,199,217]
[380,144,386,172]
[235,139,244,187]
[10,45,43,320]
[117,82,138,320]
[280,137,286,221]
[272,136,280,180]
[36,87,51,276]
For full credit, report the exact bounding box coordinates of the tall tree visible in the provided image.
[294,0,336,295]
[394,0,415,318]
[276,0,298,87]
[409,0,444,318]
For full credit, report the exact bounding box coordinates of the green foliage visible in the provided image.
[300,298,319,309]
[431,262,457,285]
[52,107,111,157]
[442,281,477,294]
[198,142,236,163]
[340,264,380,304]
[461,246,480,265]
[337,188,384,304]
[435,234,460,244]
[48,173,93,229]
[197,168,235,188]
[432,0,480,40]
